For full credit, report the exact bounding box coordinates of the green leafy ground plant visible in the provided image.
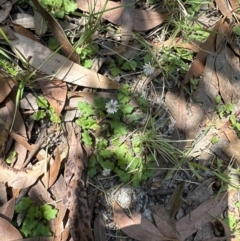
[14,197,58,238]
[33,96,61,123]
[76,84,180,186]
[215,95,240,135]
[32,0,78,18]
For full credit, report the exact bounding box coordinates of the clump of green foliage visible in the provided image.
[224,208,240,239]
[33,96,61,123]
[76,84,180,186]
[76,43,99,69]
[32,0,78,18]
[14,197,58,238]
[215,95,240,135]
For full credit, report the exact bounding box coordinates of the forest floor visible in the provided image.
[0,0,240,240]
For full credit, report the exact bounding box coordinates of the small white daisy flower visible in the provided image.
[105,100,119,114]
[143,62,155,76]
[102,168,111,176]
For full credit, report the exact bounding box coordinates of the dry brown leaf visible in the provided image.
[49,175,67,237]
[94,213,107,241]
[215,0,232,18]
[0,26,18,40]
[38,79,67,117]
[48,147,61,188]
[76,0,169,31]
[229,0,239,9]
[12,23,42,43]
[193,53,219,116]
[0,183,7,206]
[31,0,80,64]
[34,9,48,35]
[0,216,22,241]
[160,37,202,52]
[56,228,70,241]
[176,191,235,241]
[216,45,240,104]
[10,33,120,90]
[5,97,28,169]
[9,132,45,162]
[63,127,94,241]
[29,179,54,205]
[223,128,238,142]
[118,0,134,53]
[165,181,184,219]
[114,202,167,241]
[152,205,179,240]
[183,19,221,84]
[217,218,233,241]
[0,198,15,221]
[0,72,16,103]
[222,138,240,164]
[185,178,215,210]
[0,104,11,154]
[0,1,12,23]
[165,88,187,132]
[11,13,35,29]
[0,158,45,189]
[185,102,204,147]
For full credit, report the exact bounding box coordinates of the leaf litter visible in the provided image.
[0,0,239,241]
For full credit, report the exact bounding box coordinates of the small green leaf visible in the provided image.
[96,138,108,150]
[99,160,115,170]
[82,130,92,146]
[78,101,95,116]
[99,149,113,158]
[21,218,38,237]
[117,92,131,104]
[36,96,48,109]
[110,66,120,76]
[32,222,52,237]
[33,110,46,121]
[235,122,240,131]
[94,96,106,111]
[6,151,17,164]
[110,121,128,135]
[230,114,236,125]
[211,136,219,144]
[133,146,141,153]
[215,94,221,104]
[128,157,141,170]
[114,144,127,160]
[48,37,60,51]
[15,197,32,213]
[87,157,98,177]
[129,114,142,122]
[120,104,134,114]
[41,204,58,220]
[77,116,99,130]
[121,61,131,71]
[115,168,131,182]
[130,60,137,70]
[233,26,240,36]
[137,97,148,110]
[143,54,151,63]
[225,103,234,114]
[132,176,141,187]
[83,59,93,69]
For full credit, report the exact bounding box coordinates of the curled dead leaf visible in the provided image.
[0,159,45,189]
[0,216,22,241]
[114,202,167,241]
